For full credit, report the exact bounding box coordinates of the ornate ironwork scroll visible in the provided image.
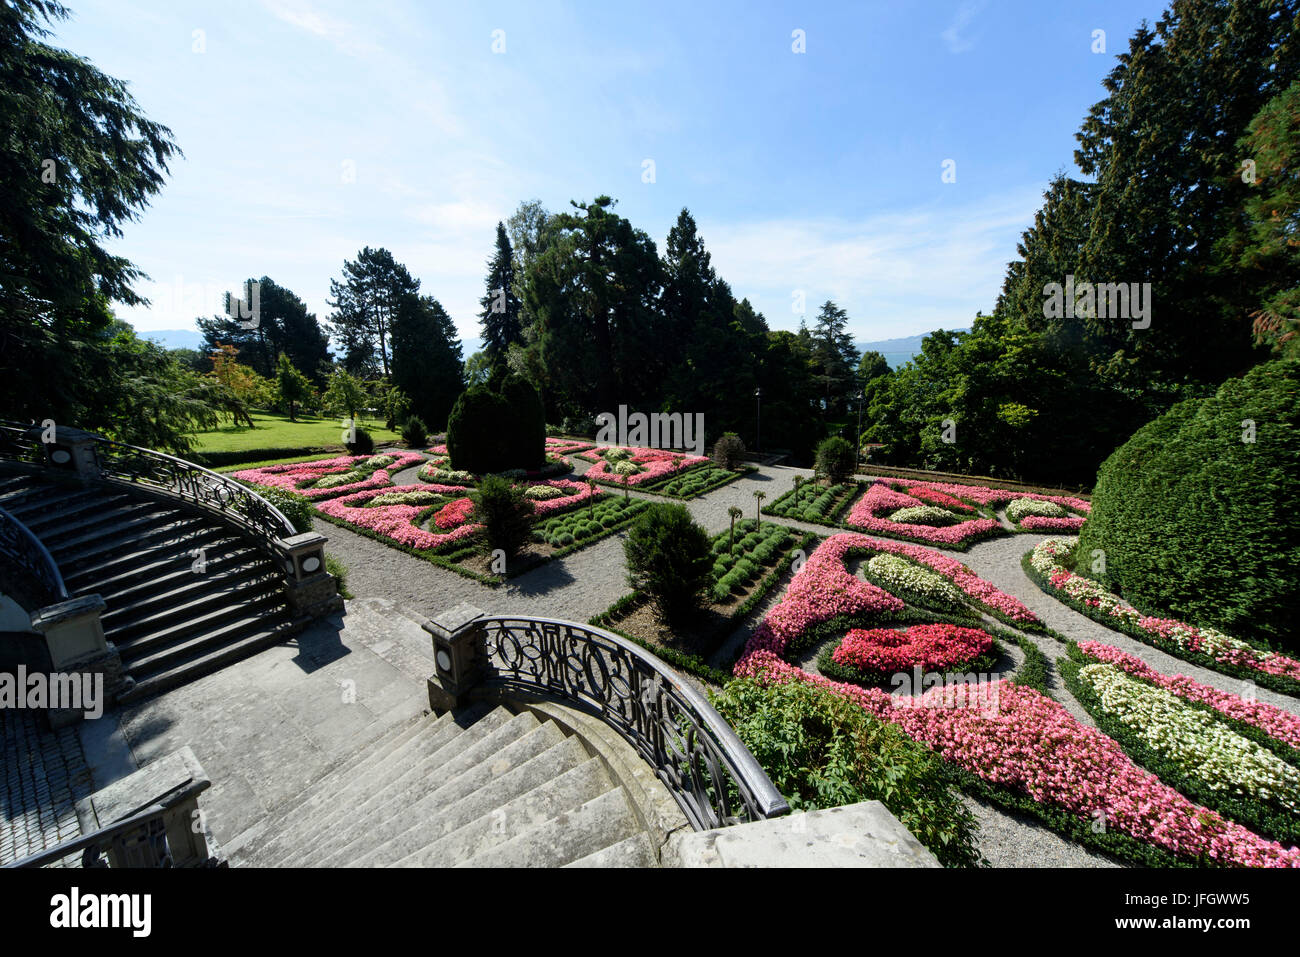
[0,506,67,602]
[476,615,789,831]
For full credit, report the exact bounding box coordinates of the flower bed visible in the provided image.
[533,496,648,549]
[1005,497,1066,522]
[315,483,482,551]
[643,464,745,498]
[1027,538,1300,695]
[734,652,1300,866]
[887,505,960,526]
[1065,661,1300,845]
[1017,515,1087,531]
[545,436,595,456]
[905,486,977,513]
[1076,642,1300,754]
[233,452,424,501]
[860,553,967,613]
[830,624,995,676]
[845,481,1003,548]
[580,446,710,487]
[733,532,1300,866]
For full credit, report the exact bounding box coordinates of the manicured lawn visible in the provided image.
[192,411,401,454]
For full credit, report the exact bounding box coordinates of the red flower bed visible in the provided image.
[833,624,993,674]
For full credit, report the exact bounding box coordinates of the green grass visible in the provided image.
[191,411,401,454]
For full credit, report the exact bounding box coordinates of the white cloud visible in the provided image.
[699,184,1045,340]
[941,0,984,54]
[259,0,382,57]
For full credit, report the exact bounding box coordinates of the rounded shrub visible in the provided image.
[470,474,535,558]
[401,415,428,449]
[815,436,857,484]
[623,503,712,622]
[345,428,374,455]
[712,432,746,470]
[1076,359,1300,650]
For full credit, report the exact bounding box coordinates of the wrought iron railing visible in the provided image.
[90,438,295,545]
[473,615,789,831]
[0,420,296,549]
[0,506,67,602]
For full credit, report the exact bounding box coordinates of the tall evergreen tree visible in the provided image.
[326,247,420,377]
[479,222,522,370]
[809,301,860,418]
[197,276,331,382]
[390,293,464,429]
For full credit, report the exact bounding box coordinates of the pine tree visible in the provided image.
[391,293,465,430]
[327,247,420,377]
[479,222,522,370]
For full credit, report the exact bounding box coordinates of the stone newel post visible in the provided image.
[423,602,487,711]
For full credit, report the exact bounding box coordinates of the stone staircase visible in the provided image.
[232,702,668,868]
[0,473,304,702]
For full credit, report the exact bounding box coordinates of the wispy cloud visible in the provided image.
[699,185,1045,339]
[259,0,383,57]
[941,0,984,54]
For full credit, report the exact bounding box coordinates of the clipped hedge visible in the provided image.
[1077,359,1300,651]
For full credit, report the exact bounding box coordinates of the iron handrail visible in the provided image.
[472,614,789,830]
[0,504,67,602]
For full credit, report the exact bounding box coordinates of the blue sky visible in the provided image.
[49,0,1173,350]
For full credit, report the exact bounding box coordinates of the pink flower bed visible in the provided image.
[527,479,603,515]
[545,437,593,456]
[866,535,1040,624]
[845,480,1003,546]
[315,484,482,551]
[427,444,448,455]
[233,452,423,501]
[1019,515,1087,531]
[905,479,1091,514]
[833,624,994,674]
[733,535,1300,866]
[1077,642,1300,751]
[582,447,710,486]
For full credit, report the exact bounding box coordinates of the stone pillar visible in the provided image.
[74,746,216,868]
[423,603,487,711]
[28,594,129,728]
[275,531,343,618]
[38,425,104,481]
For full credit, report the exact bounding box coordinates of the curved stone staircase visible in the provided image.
[0,472,304,702]
[231,702,676,868]
[228,696,676,868]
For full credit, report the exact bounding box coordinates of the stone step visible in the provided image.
[95,545,270,616]
[457,786,642,868]
[44,505,195,558]
[388,739,608,868]
[117,593,293,677]
[62,527,244,592]
[29,497,172,544]
[104,568,282,645]
[0,483,118,518]
[234,710,470,867]
[51,513,211,570]
[319,719,571,868]
[115,614,304,705]
[564,832,657,868]
[270,707,518,866]
[291,710,542,867]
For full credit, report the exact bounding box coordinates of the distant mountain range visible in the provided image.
[855,329,969,368]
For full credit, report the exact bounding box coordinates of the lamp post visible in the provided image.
[754,386,762,455]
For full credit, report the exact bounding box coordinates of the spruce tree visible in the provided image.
[479,222,522,371]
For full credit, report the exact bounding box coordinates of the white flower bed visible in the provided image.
[1006,497,1066,522]
[886,505,958,526]
[865,553,968,611]
[1080,663,1300,811]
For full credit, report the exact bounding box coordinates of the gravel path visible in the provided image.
[314,456,1291,868]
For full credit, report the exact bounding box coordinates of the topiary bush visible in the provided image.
[815,436,856,484]
[446,377,545,474]
[712,432,746,470]
[623,503,712,622]
[710,677,982,867]
[401,415,428,448]
[1077,359,1300,651]
[470,474,535,558]
[500,375,546,470]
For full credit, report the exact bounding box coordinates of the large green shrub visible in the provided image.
[710,677,982,867]
[623,503,712,622]
[815,436,856,484]
[470,474,535,558]
[401,415,428,448]
[1077,359,1300,650]
[711,432,746,470]
[446,377,544,473]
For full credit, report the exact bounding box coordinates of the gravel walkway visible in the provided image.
[315,456,1291,868]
